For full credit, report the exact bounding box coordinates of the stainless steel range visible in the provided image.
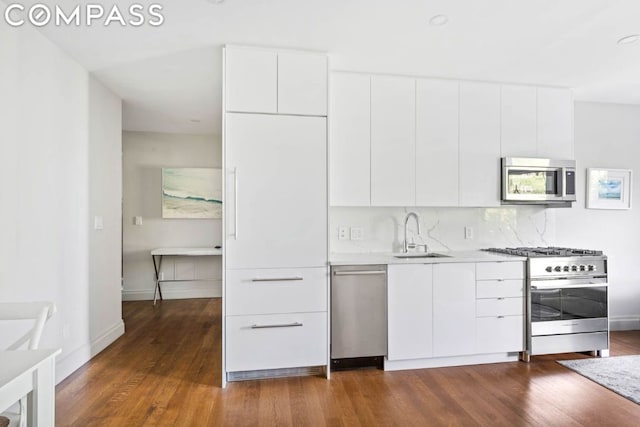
[484,247,609,362]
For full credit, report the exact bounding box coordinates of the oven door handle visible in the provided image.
[531,278,607,290]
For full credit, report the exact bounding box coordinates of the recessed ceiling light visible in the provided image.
[617,34,639,45]
[429,14,449,27]
[206,0,224,4]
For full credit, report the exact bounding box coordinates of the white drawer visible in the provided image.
[476,315,524,353]
[476,297,523,317]
[476,279,524,299]
[226,312,327,372]
[476,261,525,280]
[226,267,327,315]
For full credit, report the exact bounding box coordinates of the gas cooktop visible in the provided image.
[483,246,604,258]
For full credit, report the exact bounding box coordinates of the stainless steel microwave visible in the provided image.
[501,157,576,205]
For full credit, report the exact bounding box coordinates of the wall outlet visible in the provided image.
[134,216,143,225]
[350,227,364,241]
[338,227,349,240]
[465,226,474,240]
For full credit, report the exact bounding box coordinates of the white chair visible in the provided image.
[0,302,56,427]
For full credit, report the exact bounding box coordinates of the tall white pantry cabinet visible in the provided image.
[222,46,328,384]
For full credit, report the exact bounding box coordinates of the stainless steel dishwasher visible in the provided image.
[331,265,387,369]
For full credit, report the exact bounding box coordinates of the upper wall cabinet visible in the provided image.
[501,85,537,158]
[225,47,327,116]
[537,87,573,159]
[415,79,460,206]
[459,82,501,207]
[370,76,415,206]
[278,52,327,116]
[500,85,574,159]
[225,47,278,113]
[329,73,371,206]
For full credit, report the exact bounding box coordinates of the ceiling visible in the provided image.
[32,0,640,135]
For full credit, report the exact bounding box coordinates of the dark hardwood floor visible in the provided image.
[56,299,640,426]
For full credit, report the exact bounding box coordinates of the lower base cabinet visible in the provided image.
[387,264,433,360]
[226,312,327,372]
[476,315,524,354]
[433,263,476,357]
[387,260,526,362]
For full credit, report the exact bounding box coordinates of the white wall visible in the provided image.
[122,131,222,300]
[556,102,640,329]
[0,17,123,381]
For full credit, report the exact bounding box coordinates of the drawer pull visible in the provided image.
[497,316,505,319]
[497,297,505,300]
[333,270,385,276]
[251,322,303,329]
[251,277,303,282]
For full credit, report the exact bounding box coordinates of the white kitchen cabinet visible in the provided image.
[476,261,525,354]
[459,82,501,207]
[278,52,327,116]
[225,47,327,116]
[501,85,537,157]
[537,87,573,159]
[225,47,277,113]
[476,316,524,354]
[329,73,371,206]
[433,263,476,357]
[370,76,415,206]
[226,312,327,372]
[415,79,460,206]
[387,264,433,361]
[224,113,327,269]
[226,267,328,316]
[476,261,525,280]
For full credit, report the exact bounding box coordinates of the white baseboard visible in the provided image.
[122,280,222,301]
[610,316,640,331]
[384,352,520,371]
[55,319,125,383]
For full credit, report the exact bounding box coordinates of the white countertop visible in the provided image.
[329,250,526,266]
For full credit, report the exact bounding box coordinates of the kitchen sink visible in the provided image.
[393,253,451,259]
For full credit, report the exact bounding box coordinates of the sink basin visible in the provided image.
[393,253,451,259]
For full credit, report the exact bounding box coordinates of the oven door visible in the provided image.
[529,279,608,336]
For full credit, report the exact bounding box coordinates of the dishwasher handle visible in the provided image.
[333,270,386,276]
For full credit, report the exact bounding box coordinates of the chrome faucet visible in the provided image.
[403,212,422,253]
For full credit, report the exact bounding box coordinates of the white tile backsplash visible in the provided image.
[330,206,556,253]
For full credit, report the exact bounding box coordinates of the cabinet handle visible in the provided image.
[233,167,238,240]
[251,277,303,282]
[497,316,505,319]
[251,322,303,329]
[333,270,386,276]
[497,297,505,300]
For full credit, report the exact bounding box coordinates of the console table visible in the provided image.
[151,247,222,305]
[0,349,61,427]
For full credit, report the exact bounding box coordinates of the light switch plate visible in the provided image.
[134,216,143,225]
[350,227,364,241]
[465,226,473,240]
[94,216,104,230]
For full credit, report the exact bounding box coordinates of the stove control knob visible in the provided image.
[546,266,553,272]
[579,265,586,271]
[571,265,578,272]
[588,264,596,271]
[563,265,570,272]
[554,266,562,272]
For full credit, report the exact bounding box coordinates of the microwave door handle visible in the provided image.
[557,168,565,198]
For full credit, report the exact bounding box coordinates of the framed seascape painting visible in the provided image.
[162,168,222,219]
[586,168,632,210]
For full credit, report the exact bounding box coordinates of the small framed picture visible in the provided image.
[586,168,632,210]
